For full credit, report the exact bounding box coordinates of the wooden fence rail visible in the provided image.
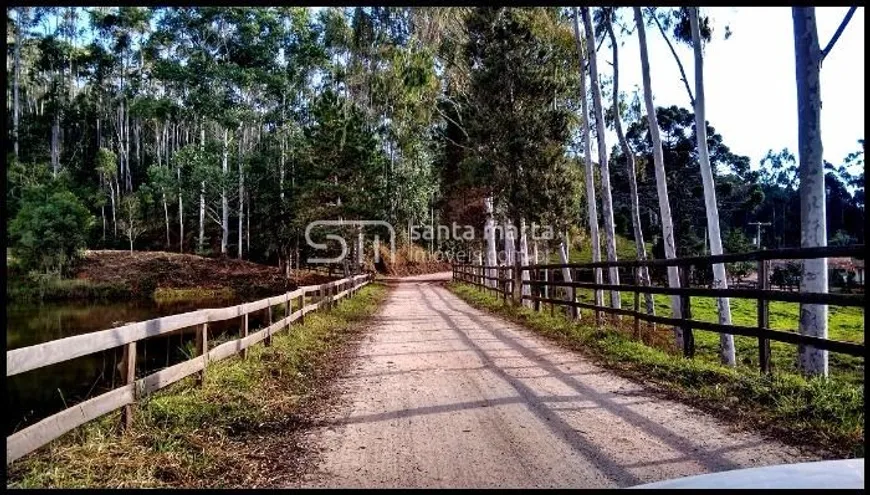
[6,273,372,464]
[452,245,865,371]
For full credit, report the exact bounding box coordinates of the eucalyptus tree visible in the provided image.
[688,7,735,366]
[570,7,603,312]
[581,6,620,309]
[792,7,858,376]
[632,7,683,341]
[603,7,654,316]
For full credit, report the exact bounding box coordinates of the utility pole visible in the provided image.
[749,221,771,249]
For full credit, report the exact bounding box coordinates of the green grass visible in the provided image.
[7,283,388,488]
[546,233,650,264]
[6,275,135,302]
[152,287,237,304]
[565,288,864,385]
[448,282,864,458]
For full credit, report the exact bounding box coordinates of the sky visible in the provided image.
[605,7,864,171]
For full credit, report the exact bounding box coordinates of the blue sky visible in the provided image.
[606,7,864,171]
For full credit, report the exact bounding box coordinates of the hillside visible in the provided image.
[73,250,335,299]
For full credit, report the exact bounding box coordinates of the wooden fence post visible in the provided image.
[265,303,273,347]
[285,293,291,332]
[300,291,306,325]
[533,268,541,312]
[758,259,771,374]
[546,269,554,316]
[633,267,640,339]
[196,323,208,385]
[119,341,136,430]
[512,259,522,306]
[570,268,579,320]
[679,266,694,358]
[241,312,249,359]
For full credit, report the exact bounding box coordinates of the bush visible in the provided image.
[9,184,95,276]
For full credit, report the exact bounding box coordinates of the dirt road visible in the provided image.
[295,272,815,488]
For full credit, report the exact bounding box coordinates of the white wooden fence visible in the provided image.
[6,273,372,464]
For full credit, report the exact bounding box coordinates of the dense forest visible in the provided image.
[5,7,865,374]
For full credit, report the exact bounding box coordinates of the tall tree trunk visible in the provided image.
[793,7,828,377]
[238,126,245,259]
[177,166,184,253]
[606,11,655,317]
[634,7,683,344]
[125,96,133,192]
[582,7,620,309]
[558,234,575,318]
[97,94,102,149]
[51,113,60,176]
[572,8,604,312]
[519,220,531,308]
[163,191,170,249]
[199,182,206,253]
[109,181,117,239]
[13,8,22,160]
[280,93,286,203]
[689,8,736,366]
[221,127,229,256]
[199,127,206,253]
[484,196,498,289]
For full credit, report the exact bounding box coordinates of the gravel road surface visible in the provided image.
[295,272,815,488]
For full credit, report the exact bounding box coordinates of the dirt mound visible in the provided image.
[74,250,336,299]
[372,244,452,277]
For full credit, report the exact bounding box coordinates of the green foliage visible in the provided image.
[9,183,95,275]
[462,7,580,232]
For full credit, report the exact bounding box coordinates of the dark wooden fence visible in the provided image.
[452,245,865,374]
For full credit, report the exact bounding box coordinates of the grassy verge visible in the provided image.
[6,275,135,302]
[152,287,236,304]
[566,288,864,385]
[7,283,388,488]
[448,282,864,458]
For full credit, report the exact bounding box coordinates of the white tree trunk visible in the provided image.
[221,127,229,256]
[504,220,515,266]
[558,235,575,319]
[519,220,531,308]
[793,7,828,377]
[199,182,206,253]
[163,191,170,248]
[582,7,621,309]
[634,7,683,346]
[484,196,498,289]
[505,219,516,297]
[238,127,245,259]
[178,166,184,253]
[572,8,604,311]
[690,8,736,366]
[109,182,117,239]
[51,114,60,175]
[607,14,655,317]
[13,7,22,159]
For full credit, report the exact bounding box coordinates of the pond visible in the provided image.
[6,296,281,437]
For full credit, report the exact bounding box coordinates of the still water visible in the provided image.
[6,297,279,436]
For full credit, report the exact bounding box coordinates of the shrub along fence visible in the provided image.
[6,273,372,464]
[452,245,865,375]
